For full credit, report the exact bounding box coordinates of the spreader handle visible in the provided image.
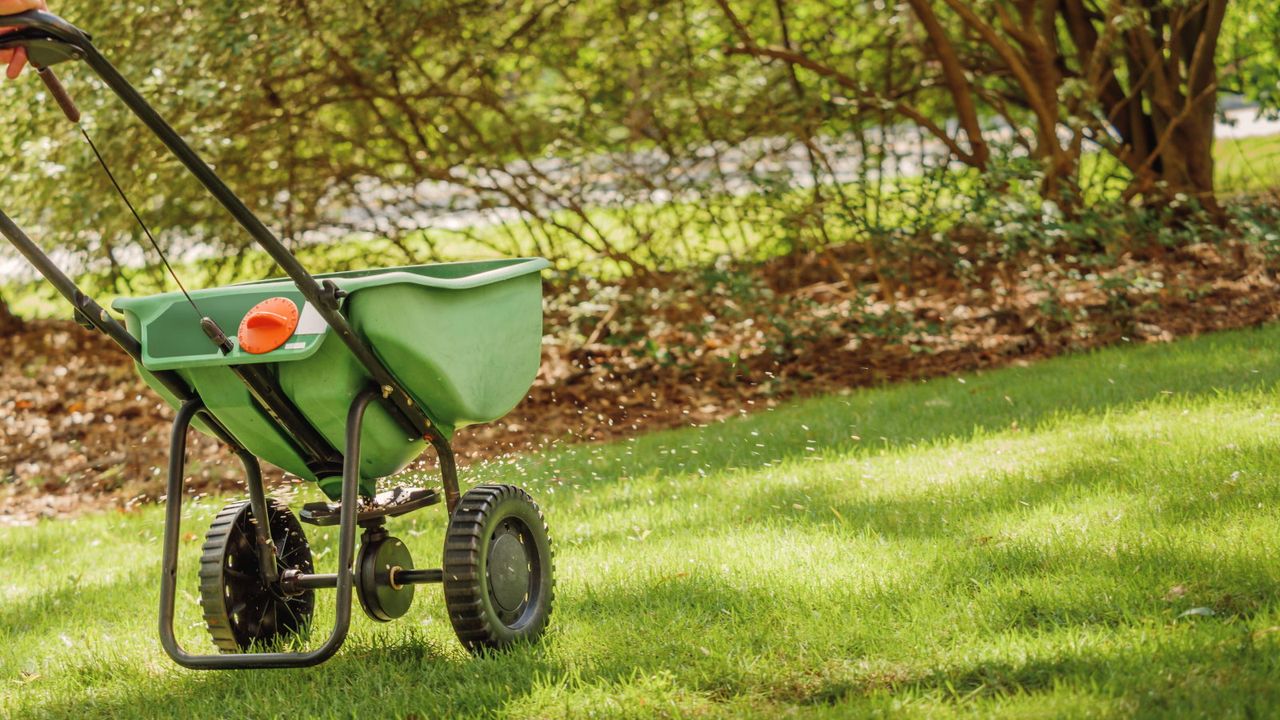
[2,8,451,458]
[37,66,79,123]
[0,11,87,124]
[0,10,86,41]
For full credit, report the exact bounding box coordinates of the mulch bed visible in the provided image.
[4,240,1280,524]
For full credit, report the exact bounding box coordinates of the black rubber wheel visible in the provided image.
[443,484,554,652]
[198,498,315,652]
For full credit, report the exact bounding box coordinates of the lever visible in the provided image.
[245,310,290,330]
[37,66,80,123]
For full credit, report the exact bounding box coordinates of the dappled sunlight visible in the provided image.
[10,327,1280,716]
[0,0,1276,714]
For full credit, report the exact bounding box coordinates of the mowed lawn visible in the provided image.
[8,326,1280,718]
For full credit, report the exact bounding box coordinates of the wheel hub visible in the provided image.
[488,532,531,612]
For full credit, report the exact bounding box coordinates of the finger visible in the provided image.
[6,46,26,79]
[0,28,18,65]
[0,0,44,33]
[0,0,41,13]
[0,0,43,34]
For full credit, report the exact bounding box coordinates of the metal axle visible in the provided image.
[281,567,443,593]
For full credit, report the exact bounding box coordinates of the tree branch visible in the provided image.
[904,0,989,167]
[722,43,982,166]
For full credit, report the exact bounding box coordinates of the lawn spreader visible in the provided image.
[0,11,555,669]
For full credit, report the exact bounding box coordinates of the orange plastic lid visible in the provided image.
[237,297,300,355]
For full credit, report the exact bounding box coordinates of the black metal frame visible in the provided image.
[0,11,464,668]
[158,391,367,669]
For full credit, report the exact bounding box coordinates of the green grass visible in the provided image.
[1216,133,1280,194]
[1072,131,1280,200]
[10,325,1280,718]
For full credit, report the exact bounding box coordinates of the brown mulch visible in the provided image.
[4,239,1280,525]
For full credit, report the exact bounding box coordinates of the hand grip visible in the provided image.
[37,66,80,123]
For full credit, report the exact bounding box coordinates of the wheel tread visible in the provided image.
[442,484,555,653]
[197,499,314,653]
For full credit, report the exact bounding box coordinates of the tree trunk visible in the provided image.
[1118,72,1222,213]
[1115,0,1226,214]
[1151,111,1219,210]
[0,292,22,335]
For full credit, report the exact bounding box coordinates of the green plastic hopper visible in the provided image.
[113,257,550,499]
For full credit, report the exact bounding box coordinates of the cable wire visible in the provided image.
[78,125,207,319]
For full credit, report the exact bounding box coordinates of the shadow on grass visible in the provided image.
[800,636,1280,716]
[0,568,156,645]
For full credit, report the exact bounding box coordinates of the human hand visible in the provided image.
[0,0,48,79]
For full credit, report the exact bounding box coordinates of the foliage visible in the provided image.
[1219,0,1280,116]
[718,0,1245,210]
[0,0,1274,298]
